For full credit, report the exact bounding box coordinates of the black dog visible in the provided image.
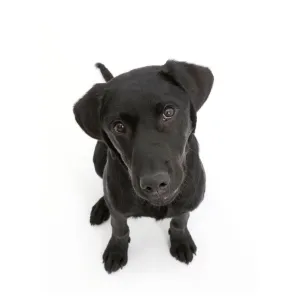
[73,60,214,273]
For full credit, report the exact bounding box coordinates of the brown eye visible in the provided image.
[113,121,126,134]
[163,106,175,120]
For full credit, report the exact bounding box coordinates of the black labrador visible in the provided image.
[73,60,214,273]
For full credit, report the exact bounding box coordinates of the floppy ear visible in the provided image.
[73,83,106,140]
[161,60,214,111]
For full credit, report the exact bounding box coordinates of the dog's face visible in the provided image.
[101,77,192,206]
[74,60,214,206]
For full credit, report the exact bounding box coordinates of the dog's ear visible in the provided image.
[161,60,214,111]
[73,83,106,140]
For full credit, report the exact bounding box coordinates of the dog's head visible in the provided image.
[74,60,214,206]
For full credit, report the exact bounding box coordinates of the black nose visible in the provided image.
[140,172,170,194]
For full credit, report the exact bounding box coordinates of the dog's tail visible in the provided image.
[95,63,114,82]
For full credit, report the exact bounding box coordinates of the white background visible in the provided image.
[0,0,300,299]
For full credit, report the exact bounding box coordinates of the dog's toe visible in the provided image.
[169,230,197,264]
[103,251,127,273]
[90,197,110,225]
[102,238,129,273]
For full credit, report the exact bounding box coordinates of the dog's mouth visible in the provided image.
[140,187,180,207]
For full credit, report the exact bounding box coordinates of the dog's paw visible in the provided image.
[102,237,129,273]
[169,229,197,264]
[90,197,110,225]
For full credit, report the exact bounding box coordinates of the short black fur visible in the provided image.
[73,60,214,273]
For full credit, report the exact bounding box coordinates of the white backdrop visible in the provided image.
[0,0,299,299]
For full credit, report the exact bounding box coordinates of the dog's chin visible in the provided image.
[137,188,180,207]
[147,197,175,207]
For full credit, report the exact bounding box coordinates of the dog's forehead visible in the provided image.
[104,67,184,115]
[104,88,167,118]
[109,66,168,93]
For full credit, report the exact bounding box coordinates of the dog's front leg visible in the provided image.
[102,212,130,273]
[169,212,197,264]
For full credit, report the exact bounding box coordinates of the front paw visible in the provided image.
[169,229,197,264]
[90,197,110,225]
[102,236,129,273]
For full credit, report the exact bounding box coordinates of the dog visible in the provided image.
[73,60,214,273]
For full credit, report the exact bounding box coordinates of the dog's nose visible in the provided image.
[140,172,170,194]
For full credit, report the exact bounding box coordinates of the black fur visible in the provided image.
[73,60,214,273]
[95,62,114,82]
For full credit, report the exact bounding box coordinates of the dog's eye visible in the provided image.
[113,121,126,134]
[163,106,175,120]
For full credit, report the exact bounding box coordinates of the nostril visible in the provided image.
[145,186,153,193]
[140,172,170,194]
[159,182,168,189]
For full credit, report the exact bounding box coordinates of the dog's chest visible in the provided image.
[131,202,169,220]
[128,199,192,220]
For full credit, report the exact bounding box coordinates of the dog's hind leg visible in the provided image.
[90,197,110,225]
